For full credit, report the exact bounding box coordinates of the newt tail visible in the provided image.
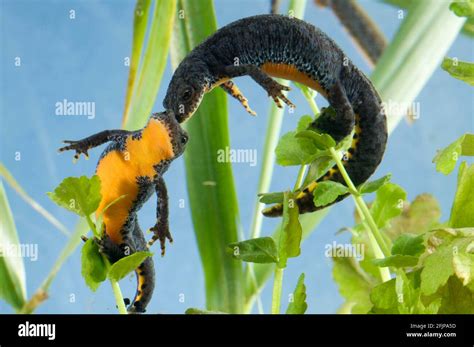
[164,14,387,217]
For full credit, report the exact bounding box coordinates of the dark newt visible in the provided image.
[59,110,188,313]
[163,14,387,217]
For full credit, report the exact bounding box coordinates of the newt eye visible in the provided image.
[181,134,189,145]
[181,88,193,102]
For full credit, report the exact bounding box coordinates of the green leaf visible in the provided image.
[370,182,407,229]
[258,192,284,204]
[312,181,349,207]
[286,273,308,314]
[47,175,101,217]
[433,133,474,174]
[301,155,335,188]
[453,247,474,286]
[421,242,456,295]
[295,130,336,149]
[437,276,474,314]
[122,0,177,130]
[275,131,319,166]
[228,237,278,264]
[392,233,425,256]
[370,270,421,313]
[449,0,474,17]
[245,210,330,310]
[185,308,226,314]
[121,0,152,128]
[81,239,108,291]
[383,194,441,240]
[358,174,392,194]
[108,251,153,282]
[278,192,302,268]
[441,57,474,86]
[296,115,314,131]
[0,181,27,310]
[332,256,373,313]
[449,162,474,228]
[373,255,419,268]
[170,0,243,313]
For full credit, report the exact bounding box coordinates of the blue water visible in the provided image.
[1,0,473,314]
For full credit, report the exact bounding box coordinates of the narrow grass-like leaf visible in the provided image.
[170,0,243,313]
[121,0,152,127]
[372,0,466,132]
[123,0,177,130]
[0,181,27,310]
[21,219,88,313]
[0,163,69,236]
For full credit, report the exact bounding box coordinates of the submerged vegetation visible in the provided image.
[1,0,473,314]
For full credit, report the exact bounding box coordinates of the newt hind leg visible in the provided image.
[220,80,257,116]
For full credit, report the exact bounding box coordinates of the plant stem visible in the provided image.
[85,214,99,238]
[109,274,127,314]
[271,267,284,314]
[328,147,391,282]
[294,165,307,191]
[301,90,391,281]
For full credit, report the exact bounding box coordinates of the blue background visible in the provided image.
[1,0,473,314]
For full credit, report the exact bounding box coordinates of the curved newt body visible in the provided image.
[60,111,188,313]
[164,14,387,216]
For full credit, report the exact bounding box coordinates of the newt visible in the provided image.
[59,110,188,313]
[163,14,387,216]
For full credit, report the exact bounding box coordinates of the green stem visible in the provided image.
[110,280,127,314]
[85,214,99,238]
[294,165,307,191]
[271,267,284,314]
[328,147,391,282]
[303,89,320,116]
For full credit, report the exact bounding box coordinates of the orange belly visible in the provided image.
[261,62,328,98]
[95,119,174,244]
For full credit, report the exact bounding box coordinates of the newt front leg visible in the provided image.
[221,64,295,109]
[58,129,132,160]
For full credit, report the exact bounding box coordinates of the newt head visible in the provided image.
[150,110,189,158]
[163,58,210,123]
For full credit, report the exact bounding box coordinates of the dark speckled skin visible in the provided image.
[164,14,387,216]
